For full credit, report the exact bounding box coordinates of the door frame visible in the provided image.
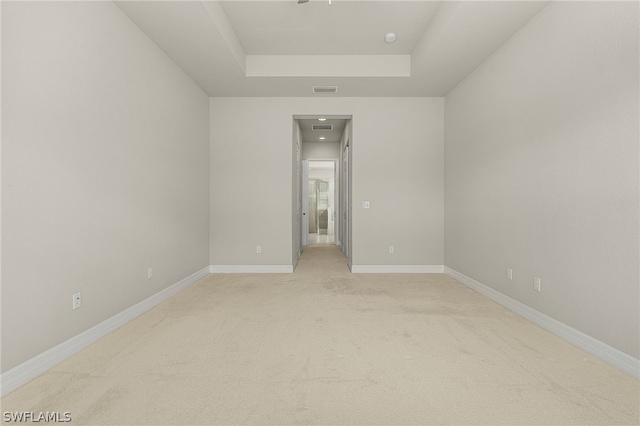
[302,159,309,247]
[304,159,338,246]
[341,141,350,260]
[292,114,352,268]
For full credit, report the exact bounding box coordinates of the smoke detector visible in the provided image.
[385,33,397,43]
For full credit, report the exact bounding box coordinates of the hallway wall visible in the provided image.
[210,97,444,269]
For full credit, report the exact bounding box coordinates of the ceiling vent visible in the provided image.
[312,124,334,131]
[313,86,338,94]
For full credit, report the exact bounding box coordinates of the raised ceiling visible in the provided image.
[220,1,441,55]
[114,0,549,97]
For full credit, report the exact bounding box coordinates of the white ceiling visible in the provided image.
[114,0,549,97]
[298,117,348,143]
[220,1,441,55]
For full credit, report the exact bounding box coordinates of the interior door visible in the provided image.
[302,160,309,246]
[342,143,349,258]
[334,160,340,246]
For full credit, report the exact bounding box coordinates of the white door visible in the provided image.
[342,143,349,259]
[302,160,309,247]
[296,138,302,258]
[333,160,340,246]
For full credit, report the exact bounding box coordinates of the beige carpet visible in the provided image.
[1,245,638,425]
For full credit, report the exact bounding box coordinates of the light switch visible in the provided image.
[362,201,370,209]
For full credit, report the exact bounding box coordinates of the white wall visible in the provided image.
[302,142,340,160]
[1,1,210,372]
[210,98,444,269]
[308,166,336,181]
[444,1,639,358]
[292,120,302,265]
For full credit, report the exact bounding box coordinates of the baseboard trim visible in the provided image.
[444,266,640,379]
[351,265,445,273]
[210,265,294,273]
[0,266,210,397]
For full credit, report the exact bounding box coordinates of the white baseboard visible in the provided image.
[0,266,210,397]
[444,266,640,379]
[210,265,294,273]
[351,265,444,273]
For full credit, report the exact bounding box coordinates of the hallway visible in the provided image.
[306,233,335,246]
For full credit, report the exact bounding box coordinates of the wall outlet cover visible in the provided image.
[72,292,82,310]
[534,277,541,292]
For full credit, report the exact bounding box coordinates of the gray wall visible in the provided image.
[444,1,639,358]
[1,1,211,372]
[302,142,341,160]
[292,120,302,265]
[210,97,444,268]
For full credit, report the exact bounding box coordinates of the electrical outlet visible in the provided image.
[507,268,513,280]
[147,267,153,279]
[388,245,395,254]
[534,277,541,292]
[256,245,262,254]
[72,292,82,310]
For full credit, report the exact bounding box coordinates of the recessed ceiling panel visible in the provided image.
[116,0,549,97]
[220,0,441,55]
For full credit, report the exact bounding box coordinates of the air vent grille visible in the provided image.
[313,86,338,94]
[312,124,334,131]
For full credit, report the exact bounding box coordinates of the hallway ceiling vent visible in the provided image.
[313,86,338,94]
[312,124,334,131]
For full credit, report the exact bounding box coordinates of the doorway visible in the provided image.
[293,115,352,269]
[307,161,336,245]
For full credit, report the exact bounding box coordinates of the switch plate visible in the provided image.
[256,245,262,254]
[534,277,541,292]
[362,201,370,209]
[388,245,395,254]
[72,292,82,310]
[507,268,513,280]
[147,267,153,279]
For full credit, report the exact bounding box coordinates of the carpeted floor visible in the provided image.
[1,245,638,425]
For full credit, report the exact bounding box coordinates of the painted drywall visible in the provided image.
[1,1,210,372]
[292,120,302,266]
[340,122,352,261]
[444,1,639,358]
[302,142,340,160]
[210,98,444,268]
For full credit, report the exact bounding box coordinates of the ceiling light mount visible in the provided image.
[385,32,397,43]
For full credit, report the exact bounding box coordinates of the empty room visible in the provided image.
[1,0,638,424]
